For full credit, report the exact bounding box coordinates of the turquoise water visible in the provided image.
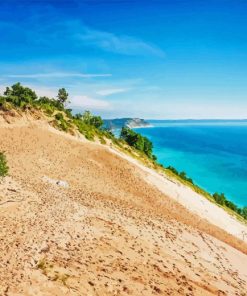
[135,121,247,207]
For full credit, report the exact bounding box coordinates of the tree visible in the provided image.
[3,83,37,107]
[74,113,83,120]
[90,115,103,128]
[143,136,153,158]
[81,111,103,128]
[213,193,226,206]
[120,127,154,158]
[225,200,237,211]
[57,88,69,106]
[167,166,179,175]
[242,207,247,219]
[82,110,93,125]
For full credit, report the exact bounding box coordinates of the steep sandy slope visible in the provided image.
[0,118,247,295]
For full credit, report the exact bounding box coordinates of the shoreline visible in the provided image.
[1,115,247,243]
[133,124,247,210]
[129,124,153,129]
[109,144,247,242]
[1,117,247,295]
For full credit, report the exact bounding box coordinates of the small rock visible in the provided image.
[56,180,69,188]
[39,243,50,253]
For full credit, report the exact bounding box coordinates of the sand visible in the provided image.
[110,147,247,242]
[0,114,247,295]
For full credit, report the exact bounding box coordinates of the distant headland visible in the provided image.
[103,118,152,131]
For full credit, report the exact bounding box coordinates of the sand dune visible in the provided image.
[0,115,247,295]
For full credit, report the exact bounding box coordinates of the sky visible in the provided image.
[0,0,247,119]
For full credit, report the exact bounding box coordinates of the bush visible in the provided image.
[212,192,247,220]
[37,97,65,116]
[242,207,247,219]
[59,119,69,132]
[213,193,226,205]
[99,136,106,144]
[167,166,194,184]
[89,115,103,128]
[152,155,157,161]
[79,111,103,128]
[55,114,71,132]
[73,118,96,140]
[120,127,153,158]
[55,113,64,121]
[0,152,9,177]
[64,108,73,119]
[3,83,37,108]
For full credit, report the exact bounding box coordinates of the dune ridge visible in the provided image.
[0,113,247,295]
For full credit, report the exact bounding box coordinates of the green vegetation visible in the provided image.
[75,111,103,129]
[37,258,69,285]
[165,165,247,221]
[0,83,106,140]
[166,166,194,184]
[0,82,37,110]
[0,152,8,177]
[212,193,247,219]
[0,82,246,221]
[120,126,156,160]
[57,88,69,106]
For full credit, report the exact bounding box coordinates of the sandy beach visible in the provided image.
[0,114,247,295]
[111,147,247,242]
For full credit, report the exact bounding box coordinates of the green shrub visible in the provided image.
[212,192,247,220]
[166,166,194,184]
[84,130,95,140]
[103,129,115,139]
[55,113,64,121]
[0,152,9,177]
[120,126,154,158]
[4,83,38,108]
[73,117,98,140]
[0,97,12,111]
[41,103,55,116]
[64,108,73,119]
[77,111,103,128]
[0,96,6,107]
[89,115,103,128]
[57,88,69,106]
[99,136,106,144]
[241,207,247,219]
[38,96,63,111]
[59,119,69,131]
[213,193,226,205]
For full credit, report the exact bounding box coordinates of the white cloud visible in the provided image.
[71,95,111,110]
[96,88,128,96]
[0,83,111,111]
[6,72,112,79]
[33,86,58,98]
[76,26,165,57]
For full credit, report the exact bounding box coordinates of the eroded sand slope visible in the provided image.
[0,119,247,295]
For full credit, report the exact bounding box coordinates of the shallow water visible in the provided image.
[135,121,247,207]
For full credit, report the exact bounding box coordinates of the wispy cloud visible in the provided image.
[31,20,165,57]
[0,15,165,58]
[71,95,111,110]
[96,88,128,96]
[76,26,165,57]
[6,72,112,79]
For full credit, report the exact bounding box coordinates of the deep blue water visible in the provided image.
[135,121,247,207]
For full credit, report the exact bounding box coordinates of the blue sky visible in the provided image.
[0,0,247,119]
